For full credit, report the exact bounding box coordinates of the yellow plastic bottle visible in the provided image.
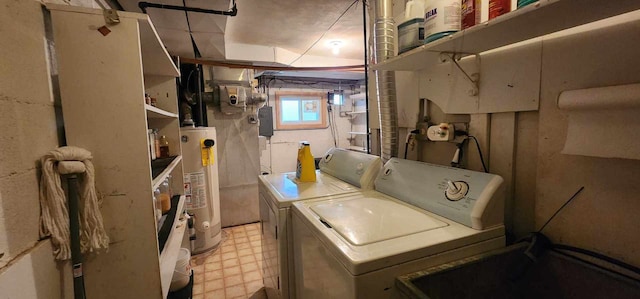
[296,142,316,182]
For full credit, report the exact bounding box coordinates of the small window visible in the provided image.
[275,92,327,130]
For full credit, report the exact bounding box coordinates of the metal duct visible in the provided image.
[373,0,398,162]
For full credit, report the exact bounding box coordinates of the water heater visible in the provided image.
[180,127,222,254]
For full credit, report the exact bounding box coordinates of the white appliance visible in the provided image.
[259,148,382,299]
[180,127,222,254]
[292,158,506,299]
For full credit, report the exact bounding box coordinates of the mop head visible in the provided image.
[39,146,110,260]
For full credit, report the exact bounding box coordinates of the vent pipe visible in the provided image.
[373,0,398,162]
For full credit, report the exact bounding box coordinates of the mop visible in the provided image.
[39,146,110,299]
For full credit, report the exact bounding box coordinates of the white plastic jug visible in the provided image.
[405,0,426,19]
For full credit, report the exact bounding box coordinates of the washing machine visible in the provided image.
[292,158,506,299]
[259,148,382,299]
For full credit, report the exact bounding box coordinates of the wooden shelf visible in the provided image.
[371,0,640,71]
[158,195,186,298]
[152,155,182,190]
[138,17,180,77]
[345,111,367,115]
[347,145,368,153]
[45,4,179,77]
[349,93,366,100]
[146,104,179,118]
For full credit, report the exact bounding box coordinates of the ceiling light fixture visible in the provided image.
[328,40,343,55]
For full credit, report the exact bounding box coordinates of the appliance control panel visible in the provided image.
[318,148,382,189]
[375,158,504,229]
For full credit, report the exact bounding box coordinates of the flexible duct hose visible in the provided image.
[373,0,398,162]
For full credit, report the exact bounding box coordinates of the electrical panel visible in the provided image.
[258,106,274,137]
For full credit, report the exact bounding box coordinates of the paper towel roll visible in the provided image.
[558,83,640,110]
[558,83,640,160]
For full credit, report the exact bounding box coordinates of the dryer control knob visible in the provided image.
[445,180,469,201]
[202,221,211,230]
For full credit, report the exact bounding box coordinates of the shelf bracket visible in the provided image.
[439,53,480,96]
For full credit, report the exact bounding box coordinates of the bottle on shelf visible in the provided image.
[153,129,161,159]
[489,0,511,20]
[159,135,170,158]
[160,177,172,213]
[158,183,171,215]
[153,189,162,222]
[148,129,156,160]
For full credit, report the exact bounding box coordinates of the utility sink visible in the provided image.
[396,242,640,299]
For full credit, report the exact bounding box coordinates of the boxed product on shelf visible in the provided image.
[398,18,425,54]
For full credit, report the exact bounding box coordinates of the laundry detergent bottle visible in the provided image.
[296,142,316,182]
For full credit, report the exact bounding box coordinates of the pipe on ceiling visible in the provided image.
[138,1,238,16]
[373,0,398,162]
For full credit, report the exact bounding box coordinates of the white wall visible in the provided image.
[205,109,261,227]
[260,87,355,174]
[398,10,640,268]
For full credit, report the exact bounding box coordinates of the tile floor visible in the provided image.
[190,222,267,299]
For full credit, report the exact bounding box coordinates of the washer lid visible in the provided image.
[310,196,448,246]
[262,171,357,201]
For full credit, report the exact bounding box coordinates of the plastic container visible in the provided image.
[517,0,536,8]
[159,135,170,158]
[296,142,316,182]
[148,129,156,160]
[489,0,511,20]
[167,270,193,299]
[461,0,481,29]
[398,18,425,54]
[423,0,461,44]
[157,187,170,214]
[170,248,192,292]
[153,129,161,159]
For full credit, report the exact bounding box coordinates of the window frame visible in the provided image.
[275,92,328,130]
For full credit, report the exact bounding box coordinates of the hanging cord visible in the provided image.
[327,102,338,147]
[39,146,110,260]
[538,186,584,233]
[467,135,488,173]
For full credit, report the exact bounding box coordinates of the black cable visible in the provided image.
[467,136,488,173]
[288,0,360,65]
[538,186,584,233]
[404,141,409,159]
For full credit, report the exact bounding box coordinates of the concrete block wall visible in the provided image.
[0,1,104,298]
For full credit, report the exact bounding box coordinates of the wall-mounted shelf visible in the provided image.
[158,195,186,298]
[347,145,368,153]
[350,92,366,101]
[371,0,640,71]
[146,104,179,119]
[152,155,182,190]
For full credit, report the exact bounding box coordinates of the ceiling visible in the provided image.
[117,0,366,68]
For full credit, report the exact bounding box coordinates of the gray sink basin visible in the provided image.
[396,242,640,299]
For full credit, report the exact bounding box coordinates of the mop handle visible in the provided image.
[59,161,87,299]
